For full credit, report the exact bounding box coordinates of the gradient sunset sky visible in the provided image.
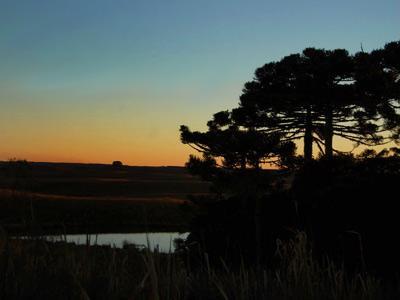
[1,0,399,166]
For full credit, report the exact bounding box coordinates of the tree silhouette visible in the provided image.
[353,41,400,146]
[232,42,400,161]
[180,110,295,174]
[180,111,296,265]
[179,40,400,269]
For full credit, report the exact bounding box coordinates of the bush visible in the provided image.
[112,161,123,167]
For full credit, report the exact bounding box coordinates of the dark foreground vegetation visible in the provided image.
[1,154,400,299]
[183,153,400,275]
[1,230,399,300]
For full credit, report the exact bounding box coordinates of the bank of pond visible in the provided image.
[2,229,400,300]
[11,231,189,252]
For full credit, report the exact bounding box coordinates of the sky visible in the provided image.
[0,0,399,166]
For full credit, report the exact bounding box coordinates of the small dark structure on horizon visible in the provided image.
[112,161,123,167]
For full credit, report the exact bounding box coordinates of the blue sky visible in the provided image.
[0,0,399,165]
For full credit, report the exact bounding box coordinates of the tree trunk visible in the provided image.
[304,106,313,163]
[253,167,263,270]
[324,105,333,159]
[255,194,261,268]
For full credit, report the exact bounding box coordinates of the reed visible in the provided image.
[0,230,396,299]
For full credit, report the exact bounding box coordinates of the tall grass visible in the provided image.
[0,230,396,299]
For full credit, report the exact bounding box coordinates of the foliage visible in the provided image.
[1,232,396,300]
[180,110,296,195]
[291,152,400,275]
[226,41,400,160]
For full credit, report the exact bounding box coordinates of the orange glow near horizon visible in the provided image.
[0,78,224,166]
[0,82,395,167]
[0,87,224,167]
[2,132,394,167]
[0,126,197,166]
[1,148,195,167]
[0,107,198,166]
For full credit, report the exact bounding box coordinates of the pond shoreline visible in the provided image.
[2,222,190,237]
[11,231,190,251]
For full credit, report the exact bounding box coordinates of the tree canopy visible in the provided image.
[230,41,400,161]
[180,110,296,175]
[180,40,399,170]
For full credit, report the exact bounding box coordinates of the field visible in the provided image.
[0,162,210,234]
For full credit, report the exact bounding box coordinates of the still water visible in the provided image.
[32,232,189,252]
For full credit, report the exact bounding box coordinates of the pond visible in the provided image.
[17,232,189,252]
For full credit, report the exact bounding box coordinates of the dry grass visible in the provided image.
[0,188,189,204]
[0,189,194,235]
[0,162,203,234]
[0,231,396,300]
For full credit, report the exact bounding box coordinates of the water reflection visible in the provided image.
[41,232,189,252]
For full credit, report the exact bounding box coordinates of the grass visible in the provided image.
[0,189,194,235]
[1,230,397,300]
[0,163,206,234]
[0,162,210,198]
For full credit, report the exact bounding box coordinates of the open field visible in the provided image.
[0,162,209,197]
[0,162,210,234]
